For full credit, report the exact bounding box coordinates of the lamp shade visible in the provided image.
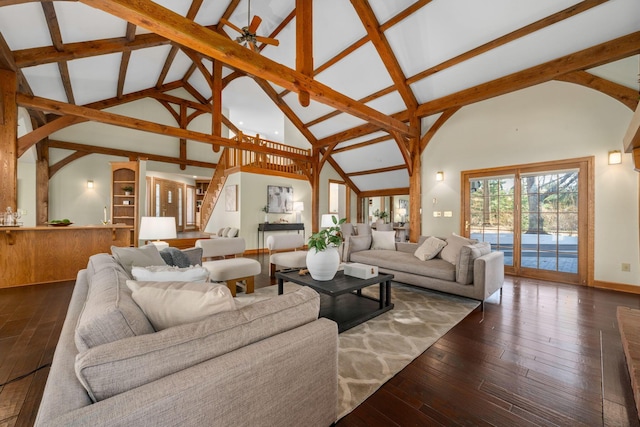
[138,216,177,241]
[293,201,304,212]
[321,214,338,228]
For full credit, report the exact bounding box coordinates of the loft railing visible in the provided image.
[226,132,311,176]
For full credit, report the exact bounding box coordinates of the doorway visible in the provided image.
[461,157,592,285]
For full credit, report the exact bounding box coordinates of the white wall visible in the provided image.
[236,172,312,250]
[422,81,639,286]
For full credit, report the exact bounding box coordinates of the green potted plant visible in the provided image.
[122,185,134,196]
[306,215,346,280]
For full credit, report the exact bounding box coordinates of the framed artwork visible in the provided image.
[225,185,237,211]
[267,185,293,213]
[399,199,408,210]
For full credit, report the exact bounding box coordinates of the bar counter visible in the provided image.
[1,224,132,288]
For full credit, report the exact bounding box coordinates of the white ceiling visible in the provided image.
[1,0,639,192]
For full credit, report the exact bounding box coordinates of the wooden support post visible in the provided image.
[296,0,312,107]
[212,59,222,152]
[311,147,320,233]
[36,141,49,225]
[0,69,18,211]
[408,118,421,242]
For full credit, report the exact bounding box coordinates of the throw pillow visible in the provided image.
[414,236,447,261]
[456,242,492,285]
[131,265,210,282]
[126,280,236,330]
[226,227,239,237]
[440,233,477,265]
[217,227,225,237]
[111,244,166,276]
[371,230,396,250]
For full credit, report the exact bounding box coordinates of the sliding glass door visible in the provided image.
[462,158,591,285]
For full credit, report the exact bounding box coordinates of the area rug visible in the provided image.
[234,282,479,419]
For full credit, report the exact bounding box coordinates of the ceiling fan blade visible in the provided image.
[219,18,244,35]
[255,36,280,47]
[248,15,262,33]
[249,41,259,53]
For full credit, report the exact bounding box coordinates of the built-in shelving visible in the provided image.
[111,161,139,246]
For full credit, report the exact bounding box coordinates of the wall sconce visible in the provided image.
[436,171,444,181]
[87,180,94,189]
[608,150,622,165]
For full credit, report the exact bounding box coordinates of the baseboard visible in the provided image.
[592,280,640,295]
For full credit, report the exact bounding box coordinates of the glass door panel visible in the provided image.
[468,177,515,267]
[520,171,578,275]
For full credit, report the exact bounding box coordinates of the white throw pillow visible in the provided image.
[440,233,477,265]
[371,230,396,250]
[126,280,236,330]
[131,265,209,282]
[226,227,239,238]
[414,237,447,261]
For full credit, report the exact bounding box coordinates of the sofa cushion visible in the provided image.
[371,230,395,250]
[414,237,447,261]
[75,264,155,352]
[75,286,320,402]
[456,242,492,285]
[111,244,166,276]
[344,234,372,261]
[350,249,456,282]
[440,233,477,265]
[226,227,239,237]
[126,280,236,330]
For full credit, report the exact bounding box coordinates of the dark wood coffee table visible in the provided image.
[275,269,394,332]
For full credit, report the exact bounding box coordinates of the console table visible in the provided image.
[257,222,304,254]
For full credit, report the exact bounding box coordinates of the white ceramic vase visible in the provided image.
[306,246,340,281]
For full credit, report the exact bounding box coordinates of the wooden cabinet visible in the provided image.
[111,161,139,245]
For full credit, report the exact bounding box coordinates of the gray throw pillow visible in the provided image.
[414,236,447,261]
[111,245,167,276]
[160,247,194,268]
[456,242,492,284]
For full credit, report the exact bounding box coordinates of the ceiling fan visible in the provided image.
[220,0,279,52]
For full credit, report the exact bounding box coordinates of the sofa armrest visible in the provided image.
[40,319,338,427]
[473,251,504,299]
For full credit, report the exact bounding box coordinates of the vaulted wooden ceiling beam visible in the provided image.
[347,164,407,177]
[47,139,217,169]
[555,70,639,111]
[41,2,75,104]
[78,0,412,137]
[415,31,640,118]
[350,0,417,111]
[17,94,313,162]
[406,0,608,85]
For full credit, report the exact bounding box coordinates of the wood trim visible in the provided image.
[359,187,410,198]
[592,280,640,295]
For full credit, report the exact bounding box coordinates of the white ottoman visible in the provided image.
[202,258,261,297]
[270,251,307,277]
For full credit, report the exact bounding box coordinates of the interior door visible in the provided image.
[156,178,181,232]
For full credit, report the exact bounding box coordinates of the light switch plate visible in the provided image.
[444,211,452,217]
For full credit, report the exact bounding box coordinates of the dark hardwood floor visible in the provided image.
[1,254,639,426]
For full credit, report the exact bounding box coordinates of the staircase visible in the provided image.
[198,150,229,232]
[198,134,313,232]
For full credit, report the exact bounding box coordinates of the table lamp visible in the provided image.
[321,213,338,228]
[138,216,177,250]
[293,201,304,223]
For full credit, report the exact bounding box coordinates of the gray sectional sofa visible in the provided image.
[343,224,504,302]
[35,250,338,427]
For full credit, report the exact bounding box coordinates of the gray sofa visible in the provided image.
[35,251,338,427]
[343,225,504,302]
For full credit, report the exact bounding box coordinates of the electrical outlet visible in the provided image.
[622,263,631,272]
[433,211,442,217]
